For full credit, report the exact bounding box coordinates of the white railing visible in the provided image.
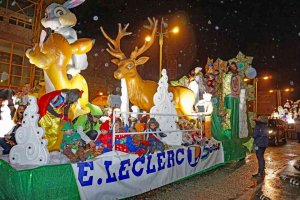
[111,110,204,151]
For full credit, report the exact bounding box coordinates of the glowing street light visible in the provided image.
[254,75,272,113]
[158,18,179,78]
[172,26,179,34]
[145,36,151,42]
[262,76,272,80]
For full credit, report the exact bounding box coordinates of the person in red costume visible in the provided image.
[38,89,83,151]
[95,120,113,154]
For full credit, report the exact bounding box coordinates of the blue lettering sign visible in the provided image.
[119,159,131,180]
[132,157,145,177]
[176,148,184,165]
[146,154,156,174]
[77,161,94,186]
[157,151,166,171]
[167,150,175,168]
[187,147,200,167]
[104,160,117,183]
[201,146,210,160]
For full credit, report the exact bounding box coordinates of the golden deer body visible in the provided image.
[101,18,195,116]
[26,33,93,113]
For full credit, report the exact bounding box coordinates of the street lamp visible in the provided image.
[252,75,272,113]
[158,18,179,79]
[268,87,294,107]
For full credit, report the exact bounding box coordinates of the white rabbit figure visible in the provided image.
[41,0,88,77]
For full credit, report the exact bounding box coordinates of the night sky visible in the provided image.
[71,0,300,99]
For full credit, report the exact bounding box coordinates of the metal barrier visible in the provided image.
[111,110,204,151]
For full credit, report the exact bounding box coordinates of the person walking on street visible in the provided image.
[295,117,300,143]
[252,115,269,178]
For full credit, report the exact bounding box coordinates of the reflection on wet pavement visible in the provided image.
[130,140,300,200]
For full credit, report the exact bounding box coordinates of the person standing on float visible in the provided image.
[38,89,83,151]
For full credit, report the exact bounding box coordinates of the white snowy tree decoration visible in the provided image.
[150,69,182,146]
[9,96,50,165]
[120,78,129,126]
[0,100,15,137]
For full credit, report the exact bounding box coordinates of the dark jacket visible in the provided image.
[253,121,269,147]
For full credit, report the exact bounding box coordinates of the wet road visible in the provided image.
[130,140,300,200]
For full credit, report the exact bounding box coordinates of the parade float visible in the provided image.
[0,2,258,199]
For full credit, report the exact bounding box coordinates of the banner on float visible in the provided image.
[72,143,224,200]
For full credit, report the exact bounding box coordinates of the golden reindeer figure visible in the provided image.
[26,32,93,114]
[101,17,195,116]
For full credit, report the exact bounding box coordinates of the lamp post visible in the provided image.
[157,18,179,79]
[269,88,294,108]
[244,75,272,113]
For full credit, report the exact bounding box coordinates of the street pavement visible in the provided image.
[130,140,300,200]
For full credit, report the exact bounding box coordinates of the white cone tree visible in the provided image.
[150,69,182,146]
[9,96,50,165]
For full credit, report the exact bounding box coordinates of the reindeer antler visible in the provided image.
[130,17,158,59]
[100,24,132,60]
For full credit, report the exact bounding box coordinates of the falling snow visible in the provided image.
[73,0,300,98]
[93,16,98,21]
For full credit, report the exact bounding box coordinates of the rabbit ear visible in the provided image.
[63,0,85,9]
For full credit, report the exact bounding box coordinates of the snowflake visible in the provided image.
[94,53,98,57]
[208,20,212,25]
[272,37,275,41]
[178,64,182,68]
[234,10,238,14]
[215,26,219,30]
[104,63,109,67]
[271,55,275,59]
[168,10,172,13]
[220,0,224,3]
[93,16,99,21]
[298,32,300,36]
